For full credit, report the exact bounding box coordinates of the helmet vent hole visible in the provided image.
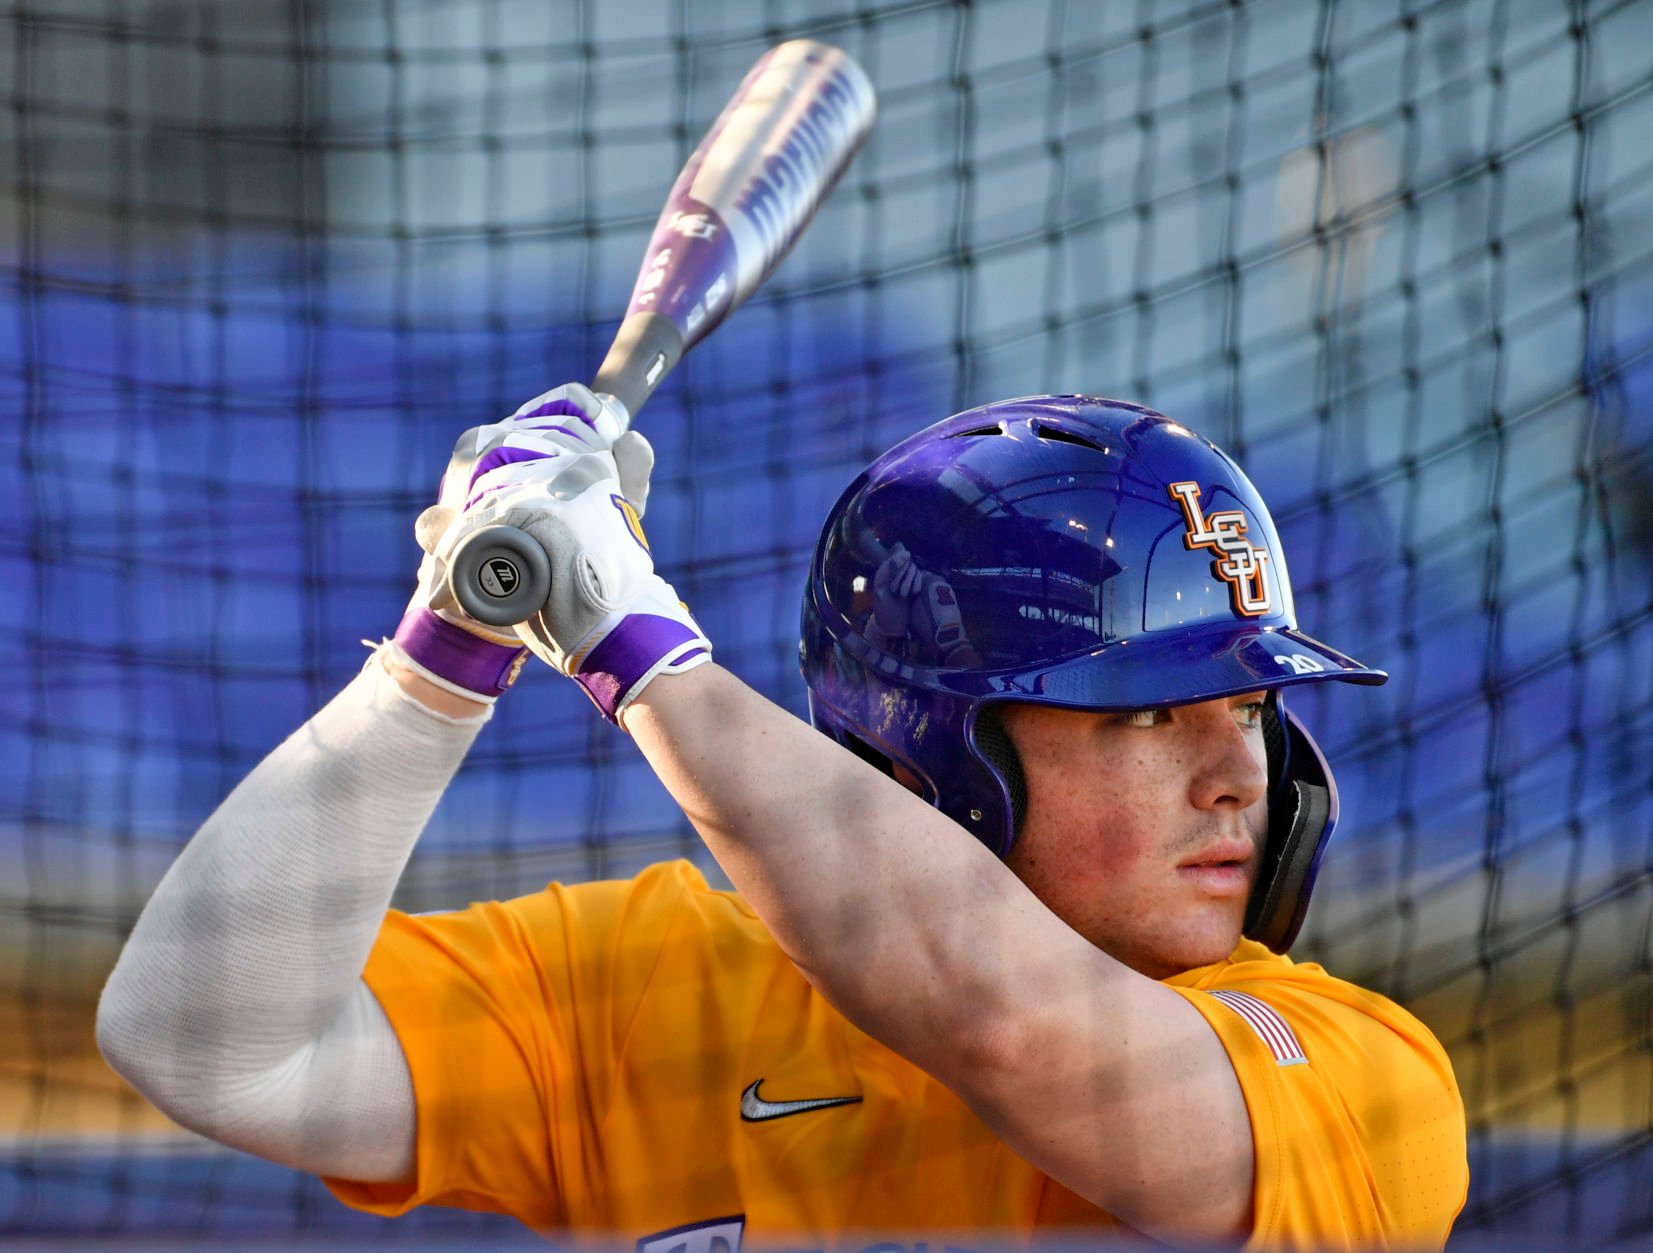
[1031,422,1107,452]
[840,733,895,780]
[950,423,1005,439]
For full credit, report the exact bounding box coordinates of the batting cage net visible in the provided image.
[3,0,1650,1244]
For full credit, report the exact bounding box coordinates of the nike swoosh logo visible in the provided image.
[740,1078,862,1122]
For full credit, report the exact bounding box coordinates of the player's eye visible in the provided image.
[1234,699,1267,728]
[1116,708,1169,728]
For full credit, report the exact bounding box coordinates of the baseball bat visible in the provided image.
[451,39,877,626]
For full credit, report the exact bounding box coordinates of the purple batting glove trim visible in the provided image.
[469,443,556,489]
[519,397,599,430]
[574,671,627,719]
[519,423,582,438]
[574,614,705,721]
[394,606,527,696]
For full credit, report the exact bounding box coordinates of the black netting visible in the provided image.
[3,0,1650,1244]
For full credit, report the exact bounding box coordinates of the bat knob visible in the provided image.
[448,525,552,627]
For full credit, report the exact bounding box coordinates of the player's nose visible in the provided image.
[1185,699,1268,814]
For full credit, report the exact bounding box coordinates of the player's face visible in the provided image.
[998,693,1271,979]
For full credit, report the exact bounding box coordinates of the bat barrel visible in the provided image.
[594,40,876,420]
[667,39,875,321]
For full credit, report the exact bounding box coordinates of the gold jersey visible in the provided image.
[325,861,1466,1249]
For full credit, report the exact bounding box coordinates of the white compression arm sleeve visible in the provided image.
[97,648,490,1183]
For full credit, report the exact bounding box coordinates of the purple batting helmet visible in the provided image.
[799,395,1386,953]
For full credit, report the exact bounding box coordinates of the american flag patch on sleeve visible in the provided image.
[1209,989,1308,1067]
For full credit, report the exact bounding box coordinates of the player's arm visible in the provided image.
[500,459,1250,1243]
[96,389,628,1183]
[624,666,1253,1244]
[95,646,474,1182]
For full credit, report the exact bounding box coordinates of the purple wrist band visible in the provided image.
[575,614,706,721]
[394,607,527,696]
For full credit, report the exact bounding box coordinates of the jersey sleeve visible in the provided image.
[321,860,702,1228]
[1169,960,1468,1251]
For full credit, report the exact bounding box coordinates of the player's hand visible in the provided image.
[425,440,710,723]
[389,384,655,702]
[910,571,980,667]
[866,543,981,668]
[869,542,923,640]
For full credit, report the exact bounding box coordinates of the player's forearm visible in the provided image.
[97,650,485,1131]
[625,662,1034,1071]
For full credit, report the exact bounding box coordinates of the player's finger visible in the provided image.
[508,383,625,447]
[613,430,655,517]
[892,553,921,598]
[873,545,904,594]
[414,504,456,555]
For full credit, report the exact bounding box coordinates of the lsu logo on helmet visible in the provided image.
[1168,481,1274,617]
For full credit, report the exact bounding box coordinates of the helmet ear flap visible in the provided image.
[1245,696,1338,954]
[1261,692,1290,799]
[971,707,1029,846]
[1244,778,1332,953]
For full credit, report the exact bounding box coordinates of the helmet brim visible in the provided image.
[941,623,1386,709]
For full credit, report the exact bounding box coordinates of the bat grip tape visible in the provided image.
[592,311,685,422]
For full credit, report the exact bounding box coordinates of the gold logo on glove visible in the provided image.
[611,494,650,553]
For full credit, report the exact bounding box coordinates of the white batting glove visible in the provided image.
[426,443,710,722]
[391,384,656,702]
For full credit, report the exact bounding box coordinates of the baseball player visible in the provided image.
[98,389,1468,1249]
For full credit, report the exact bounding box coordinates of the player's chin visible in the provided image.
[1161,898,1248,972]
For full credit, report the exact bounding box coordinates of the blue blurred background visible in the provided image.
[2,0,1650,1244]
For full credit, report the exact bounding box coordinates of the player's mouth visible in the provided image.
[1176,840,1254,895]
